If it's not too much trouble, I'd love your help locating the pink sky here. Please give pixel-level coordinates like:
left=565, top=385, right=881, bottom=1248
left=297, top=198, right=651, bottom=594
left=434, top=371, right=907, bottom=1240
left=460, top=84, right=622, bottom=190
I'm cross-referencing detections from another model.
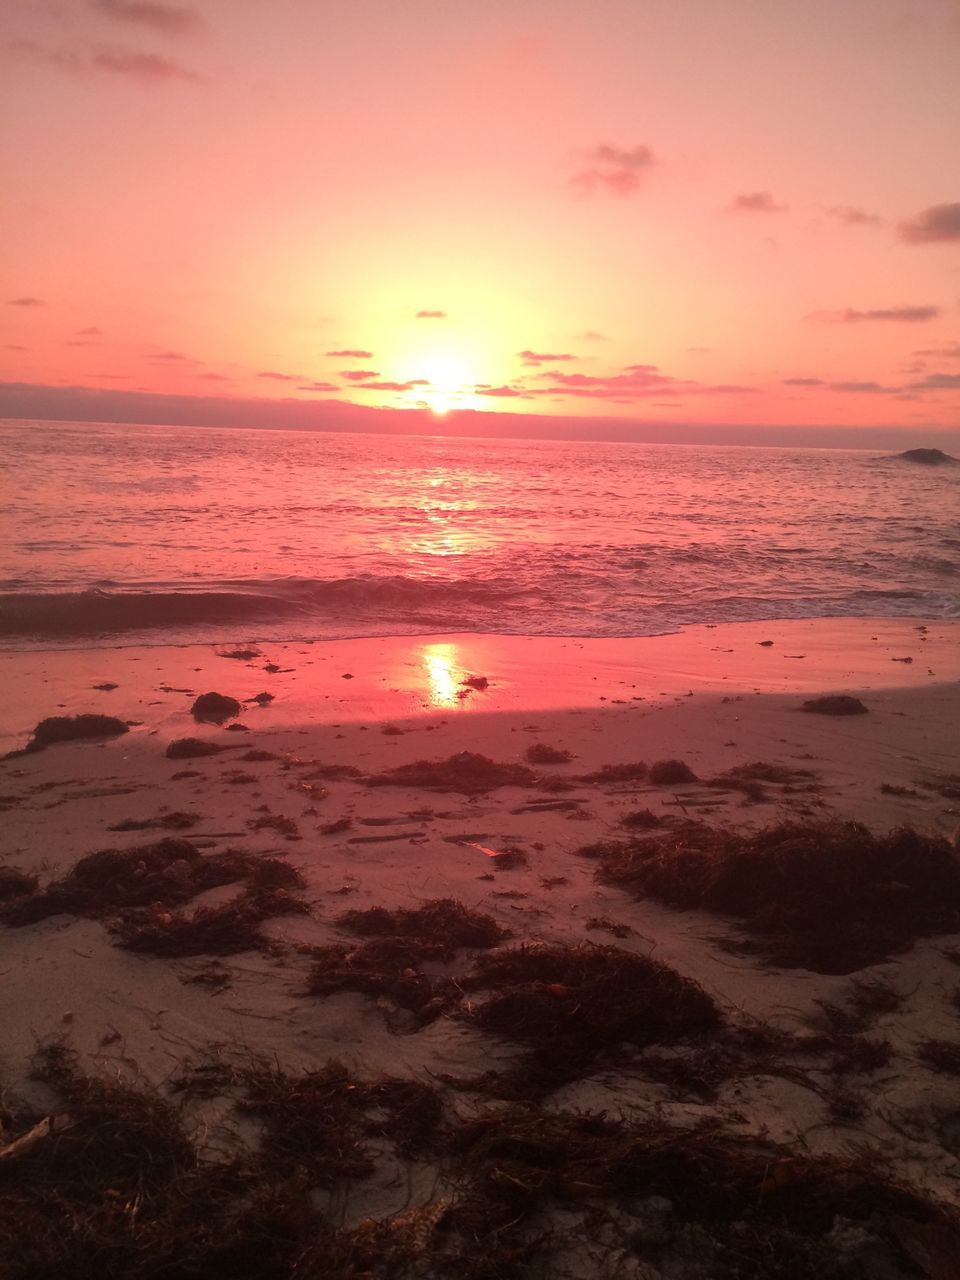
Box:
left=2, top=0, right=959, bottom=438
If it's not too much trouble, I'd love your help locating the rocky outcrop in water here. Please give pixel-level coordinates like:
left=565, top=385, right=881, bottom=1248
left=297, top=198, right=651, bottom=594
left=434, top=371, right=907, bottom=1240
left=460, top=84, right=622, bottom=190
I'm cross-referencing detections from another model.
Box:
left=894, top=448, right=957, bottom=466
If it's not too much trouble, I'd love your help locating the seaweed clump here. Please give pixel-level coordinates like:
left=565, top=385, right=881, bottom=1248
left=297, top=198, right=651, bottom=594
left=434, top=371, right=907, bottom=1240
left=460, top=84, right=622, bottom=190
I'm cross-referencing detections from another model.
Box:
left=444, top=1106, right=960, bottom=1280
left=705, top=761, right=819, bottom=803
left=578, top=761, right=647, bottom=783
left=577, top=820, right=960, bottom=972
left=649, top=759, right=698, bottom=785
left=460, top=943, right=720, bottom=1095
left=308, top=898, right=508, bottom=1021
left=0, top=1046, right=349, bottom=1279
left=524, top=743, right=573, bottom=765
left=3, top=1045, right=959, bottom=1280
left=166, top=737, right=223, bottom=759
left=191, top=692, right=242, bottom=724
left=338, top=898, right=507, bottom=952
left=8, top=714, right=129, bottom=756
left=2, top=838, right=303, bottom=928
left=801, top=695, right=868, bottom=716
left=365, top=751, right=538, bottom=795
left=109, top=887, right=309, bottom=958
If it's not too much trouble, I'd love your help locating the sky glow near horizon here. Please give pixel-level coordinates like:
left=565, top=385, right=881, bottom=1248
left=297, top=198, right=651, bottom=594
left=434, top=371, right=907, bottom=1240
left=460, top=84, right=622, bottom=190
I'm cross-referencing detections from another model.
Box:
left=2, top=0, right=959, bottom=436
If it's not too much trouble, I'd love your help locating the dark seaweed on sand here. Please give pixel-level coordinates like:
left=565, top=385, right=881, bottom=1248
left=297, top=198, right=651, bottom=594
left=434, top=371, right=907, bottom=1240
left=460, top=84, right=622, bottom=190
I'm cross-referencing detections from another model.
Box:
left=444, top=1106, right=960, bottom=1280
left=308, top=936, right=458, bottom=1018
left=365, top=751, right=538, bottom=794
left=577, top=819, right=960, bottom=973
left=578, top=760, right=648, bottom=783
left=6, top=713, right=129, bottom=756
left=0, top=1046, right=342, bottom=1279
left=2, top=838, right=303, bottom=926
left=0, top=867, right=38, bottom=902
left=458, top=943, right=720, bottom=1096
left=801, top=695, right=868, bottom=716
left=191, top=692, right=242, bottom=724
left=309, top=899, right=508, bottom=1018
left=337, top=898, right=508, bottom=951
left=166, top=737, right=223, bottom=759
left=648, top=759, right=698, bottom=785
left=110, top=887, right=309, bottom=957
left=524, top=743, right=573, bottom=765
left=4, top=1045, right=960, bottom=1280
left=34, top=713, right=128, bottom=744
left=705, top=761, right=820, bottom=802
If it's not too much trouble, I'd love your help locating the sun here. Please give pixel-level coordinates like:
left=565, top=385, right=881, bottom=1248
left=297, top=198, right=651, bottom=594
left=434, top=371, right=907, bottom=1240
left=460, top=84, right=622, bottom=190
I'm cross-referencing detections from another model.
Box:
left=399, top=350, right=484, bottom=415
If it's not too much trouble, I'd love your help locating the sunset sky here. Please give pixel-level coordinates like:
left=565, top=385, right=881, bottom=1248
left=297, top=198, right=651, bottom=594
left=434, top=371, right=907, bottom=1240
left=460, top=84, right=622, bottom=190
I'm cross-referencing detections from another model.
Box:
left=2, top=0, right=959, bottom=438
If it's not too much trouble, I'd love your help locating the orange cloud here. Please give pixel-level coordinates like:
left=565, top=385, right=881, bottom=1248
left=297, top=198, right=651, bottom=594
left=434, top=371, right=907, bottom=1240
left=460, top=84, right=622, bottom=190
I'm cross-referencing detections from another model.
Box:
left=92, top=0, right=203, bottom=36
left=728, top=191, right=787, bottom=213
left=91, top=46, right=200, bottom=81
left=814, top=305, right=942, bottom=324
left=898, top=203, right=960, bottom=243
left=826, top=204, right=883, bottom=226
left=518, top=350, right=576, bottom=365
left=571, top=144, right=656, bottom=197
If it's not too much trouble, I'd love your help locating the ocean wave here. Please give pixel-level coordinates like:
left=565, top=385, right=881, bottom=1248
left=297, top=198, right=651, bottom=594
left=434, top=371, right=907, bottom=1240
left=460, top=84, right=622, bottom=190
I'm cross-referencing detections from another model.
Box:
left=0, top=576, right=531, bottom=637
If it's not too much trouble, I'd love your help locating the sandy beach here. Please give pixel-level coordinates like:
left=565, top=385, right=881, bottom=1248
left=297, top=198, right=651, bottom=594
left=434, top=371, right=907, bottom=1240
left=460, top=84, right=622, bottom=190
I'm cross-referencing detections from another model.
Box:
left=2, top=616, right=960, bottom=1273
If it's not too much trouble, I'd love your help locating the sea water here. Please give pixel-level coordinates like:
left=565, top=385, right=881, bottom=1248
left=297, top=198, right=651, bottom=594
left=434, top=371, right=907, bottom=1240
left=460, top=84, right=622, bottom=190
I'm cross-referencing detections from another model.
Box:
left=1, top=419, right=956, bottom=648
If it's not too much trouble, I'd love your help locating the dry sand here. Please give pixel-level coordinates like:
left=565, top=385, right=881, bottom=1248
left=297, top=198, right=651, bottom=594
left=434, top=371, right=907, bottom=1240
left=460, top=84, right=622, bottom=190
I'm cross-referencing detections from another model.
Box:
left=1, top=617, right=959, bottom=1244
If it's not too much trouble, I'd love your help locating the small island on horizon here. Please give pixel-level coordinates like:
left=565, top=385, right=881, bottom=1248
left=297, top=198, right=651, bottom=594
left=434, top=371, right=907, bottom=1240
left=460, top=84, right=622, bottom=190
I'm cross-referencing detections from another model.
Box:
left=894, top=447, right=958, bottom=465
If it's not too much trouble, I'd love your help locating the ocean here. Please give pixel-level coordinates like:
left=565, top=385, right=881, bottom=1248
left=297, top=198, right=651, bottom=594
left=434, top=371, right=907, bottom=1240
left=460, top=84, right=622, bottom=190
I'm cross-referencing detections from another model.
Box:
left=1, top=418, right=957, bottom=649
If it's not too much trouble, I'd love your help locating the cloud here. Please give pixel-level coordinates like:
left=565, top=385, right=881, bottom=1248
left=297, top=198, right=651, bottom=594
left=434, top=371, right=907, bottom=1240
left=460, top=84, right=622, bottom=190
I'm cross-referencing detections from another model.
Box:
left=577, top=330, right=606, bottom=341
left=532, top=365, right=680, bottom=401
left=297, top=381, right=339, bottom=392
left=907, top=372, right=960, bottom=391
left=898, top=203, right=960, bottom=243
left=149, top=350, right=193, bottom=361
left=91, top=0, right=203, bottom=36
left=257, top=370, right=299, bottom=381
left=7, top=296, right=44, bottom=306
left=728, top=191, right=788, bottom=213
left=518, top=350, right=576, bottom=366
left=326, top=348, right=373, bottom=358
left=816, top=305, right=942, bottom=323
left=2, top=38, right=199, bottom=83
left=76, top=326, right=103, bottom=336
left=354, top=380, right=430, bottom=391
left=475, top=385, right=527, bottom=398
left=3, top=37, right=198, bottom=82
left=197, top=372, right=230, bottom=381
left=340, top=370, right=381, bottom=381
left=913, top=342, right=960, bottom=359
left=91, top=47, right=199, bottom=81
left=785, top=377, right=904, bottom=395
left=2, top=40, right=83, bottom=72
left=829, top=380, right=893, bottom=393
left=571, top=144, right=656, bottom=197
left=4, top=344, right=28, bottom=351
left=415, top=310, right=447, bottom=319
left=826, top=205, right=883, bottom=227
left=687, top=345, right=711, bottom=354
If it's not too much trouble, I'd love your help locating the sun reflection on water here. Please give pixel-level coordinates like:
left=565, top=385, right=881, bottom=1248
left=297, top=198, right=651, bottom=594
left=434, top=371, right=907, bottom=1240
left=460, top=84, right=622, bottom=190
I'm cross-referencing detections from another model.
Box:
left=421, top=642, right=462, bottom=707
